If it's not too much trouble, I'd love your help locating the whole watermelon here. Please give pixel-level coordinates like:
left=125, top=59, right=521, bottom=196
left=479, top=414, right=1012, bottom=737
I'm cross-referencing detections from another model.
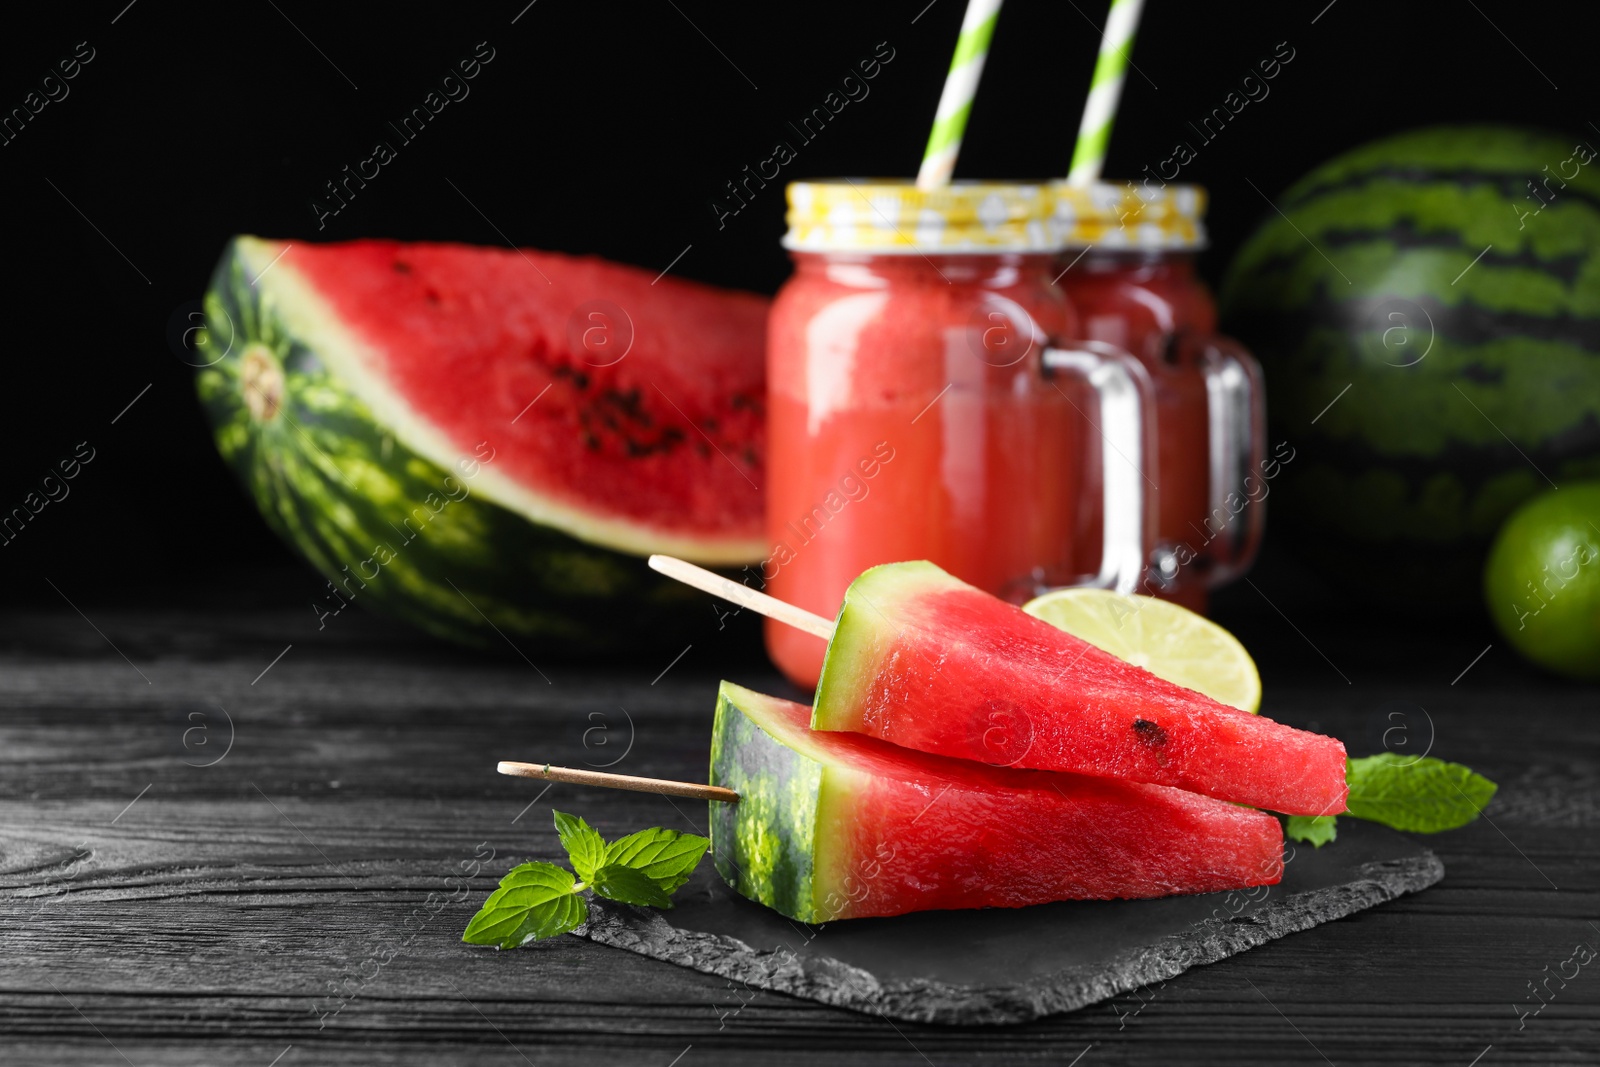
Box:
left=1221, top=126, right=1600, bottom=605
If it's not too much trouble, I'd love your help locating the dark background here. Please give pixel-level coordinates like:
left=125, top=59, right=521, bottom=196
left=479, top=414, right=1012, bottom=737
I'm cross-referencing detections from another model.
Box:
left=1, top=0, right=1592, bottom=611
left=1, top=10, right=1594, bottom=1061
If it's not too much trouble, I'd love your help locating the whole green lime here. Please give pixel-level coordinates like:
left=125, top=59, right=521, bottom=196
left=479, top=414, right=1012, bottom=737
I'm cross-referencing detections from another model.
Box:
left=1484, top=483, right=1600, bottom=679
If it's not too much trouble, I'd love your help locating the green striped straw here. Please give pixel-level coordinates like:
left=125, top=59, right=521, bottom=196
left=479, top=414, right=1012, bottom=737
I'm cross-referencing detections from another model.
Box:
left=1066, top=0, right=1146, bottom=185
left=915, top=0, right=1004, bottom=190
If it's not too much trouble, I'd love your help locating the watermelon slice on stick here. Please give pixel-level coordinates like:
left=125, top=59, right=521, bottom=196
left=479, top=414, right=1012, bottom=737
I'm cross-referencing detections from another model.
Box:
left=707, top=682, right=1284, bottom=923
left=650, top=556, right=1348, bottom=817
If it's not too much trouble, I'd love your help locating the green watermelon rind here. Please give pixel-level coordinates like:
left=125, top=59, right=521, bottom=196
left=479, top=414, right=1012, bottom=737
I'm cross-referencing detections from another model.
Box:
left=1222, top=127, right=1600, bottom=456
left=196, top=242, right=704, bottom=651
left=1218, top=125, right=1600, bottom=594
left=811, top=560, right=938, bottom=733
left=1271, top=125, right=1600, bottom=207
left=709, top=681, right=827, bottom=923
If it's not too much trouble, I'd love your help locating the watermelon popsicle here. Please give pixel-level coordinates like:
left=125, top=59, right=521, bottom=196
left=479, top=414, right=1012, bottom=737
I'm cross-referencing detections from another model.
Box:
left=711, top=681, right=1284, bottom=923
left=812, top=562, right=1348, bottom=816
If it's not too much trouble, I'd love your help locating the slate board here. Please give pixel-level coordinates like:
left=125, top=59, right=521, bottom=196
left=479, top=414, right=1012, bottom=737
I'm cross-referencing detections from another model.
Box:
left=581, top=819, right=1443, bottom=1025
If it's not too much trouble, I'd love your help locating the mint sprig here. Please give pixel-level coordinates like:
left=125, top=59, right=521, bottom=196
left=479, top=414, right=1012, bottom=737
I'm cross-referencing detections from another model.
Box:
left=591, top=863, right=674, bottom=908
left=1285, top=754, right=1498, bottom=847
left=463, top=810, right=709, bottom=948
left=603, top=826, right=712, bottom=894
left=1285, top=814, right=1338, bottom=847
left=461, top=862, right=587, bottom=948
left=1344, top=752, right=1497, bottom=832
left=553, top=810, right=607, bottom=883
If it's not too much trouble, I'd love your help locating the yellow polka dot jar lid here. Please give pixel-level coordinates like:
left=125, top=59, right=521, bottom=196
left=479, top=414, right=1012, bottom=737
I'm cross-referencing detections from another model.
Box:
left=783, top=180, right=1059, bottom=254
left=1052, top=181, right=1208, bottom=251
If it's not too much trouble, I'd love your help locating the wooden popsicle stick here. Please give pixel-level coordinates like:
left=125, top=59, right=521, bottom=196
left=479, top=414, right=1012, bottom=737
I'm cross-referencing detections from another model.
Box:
left=647, top=555, right=836, bottom=641
left=497, top=761, right=740, bottom=803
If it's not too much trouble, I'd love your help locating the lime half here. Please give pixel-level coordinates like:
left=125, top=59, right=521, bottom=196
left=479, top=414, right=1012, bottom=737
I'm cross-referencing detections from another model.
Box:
left=1023, top=588, right=1262, bottom=712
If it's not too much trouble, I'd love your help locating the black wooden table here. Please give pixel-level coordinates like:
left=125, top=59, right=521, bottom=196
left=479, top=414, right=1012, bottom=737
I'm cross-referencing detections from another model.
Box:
left=2, top=580, right=1596, bottom=1066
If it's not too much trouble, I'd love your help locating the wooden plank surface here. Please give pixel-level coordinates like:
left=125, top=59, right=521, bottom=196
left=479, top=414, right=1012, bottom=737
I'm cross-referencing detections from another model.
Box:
left=0, top=602, right=1596, bottom=1066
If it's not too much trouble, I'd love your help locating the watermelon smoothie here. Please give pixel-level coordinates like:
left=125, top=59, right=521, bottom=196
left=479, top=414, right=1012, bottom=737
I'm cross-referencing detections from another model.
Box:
left=1054, top=182, right=1264, bottom=611
left=1066, top=250, right=1212, bottom=607
left=765, top=181, right=1154, bottom=688
left=766, top=251, right=1078, bottom=668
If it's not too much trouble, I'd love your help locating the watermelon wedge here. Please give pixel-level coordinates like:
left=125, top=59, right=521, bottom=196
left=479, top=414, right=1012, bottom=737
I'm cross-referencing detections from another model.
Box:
left=711, top=681, right=1285, bottom=923
left=196, top=237, right=767, bottom=649
left=812, top=562, right=1348, bottom=816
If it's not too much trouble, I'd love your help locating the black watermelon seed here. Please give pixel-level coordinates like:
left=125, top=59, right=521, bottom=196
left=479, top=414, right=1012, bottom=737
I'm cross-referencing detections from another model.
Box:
left=1132, top=718, right=1169, bottom=747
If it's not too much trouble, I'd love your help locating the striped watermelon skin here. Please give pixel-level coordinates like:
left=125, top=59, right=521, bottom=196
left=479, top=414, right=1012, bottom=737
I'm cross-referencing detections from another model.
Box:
left=709, top=683, right=824, bottom=922
left=1220, top=126, right=1600, bottom=602
left=196, top=246, right=705, bottom=651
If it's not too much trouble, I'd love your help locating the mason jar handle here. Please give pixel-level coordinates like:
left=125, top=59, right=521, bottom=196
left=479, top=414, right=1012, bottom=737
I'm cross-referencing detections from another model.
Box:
left=1198, top=333, right=1267, bottom=588
left=1040, top=341, right=1157, bottom=594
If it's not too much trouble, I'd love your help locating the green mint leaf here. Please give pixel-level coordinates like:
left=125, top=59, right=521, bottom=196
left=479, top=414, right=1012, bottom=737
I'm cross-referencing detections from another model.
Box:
left=1285, top=814, right=1338, bottom=847
left=462, top=862, right=587, bottom=948
left=552, top=810, right=607, bottom=884
left=591, top=863, right=674, bottom=908
left=602, top=826, right=711, bottom=895
left=1344, top=753, right=1498, bottom=833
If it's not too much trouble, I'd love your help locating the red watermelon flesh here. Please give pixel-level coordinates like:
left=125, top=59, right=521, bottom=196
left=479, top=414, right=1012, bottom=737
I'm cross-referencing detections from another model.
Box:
left=813, top=562, right=1348, bottom=817
left=237, top=236, right=767, bottom=562
left=711, top=682, right=1285, bottom=923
